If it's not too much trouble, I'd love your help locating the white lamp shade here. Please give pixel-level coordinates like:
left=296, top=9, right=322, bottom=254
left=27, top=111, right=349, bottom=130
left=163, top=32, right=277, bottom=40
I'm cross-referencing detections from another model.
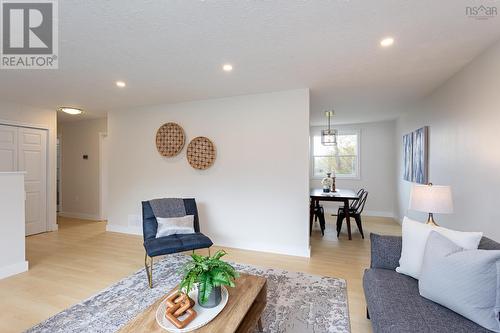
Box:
left=409, top=184, right=453, bottom=214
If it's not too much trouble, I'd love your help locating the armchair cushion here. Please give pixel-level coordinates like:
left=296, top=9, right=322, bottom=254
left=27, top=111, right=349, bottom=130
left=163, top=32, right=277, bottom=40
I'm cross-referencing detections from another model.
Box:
left=144, top=232, right=213, bottom=257
left=142, top=199, right=201, bottom=241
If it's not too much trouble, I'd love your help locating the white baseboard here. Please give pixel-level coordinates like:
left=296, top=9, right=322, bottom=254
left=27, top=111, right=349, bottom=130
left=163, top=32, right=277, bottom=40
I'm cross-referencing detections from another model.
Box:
left=0, top=261, right=28, bottom=280
left=364, top=210, right=396, bottom=219
left=58, top=211, right=102, bottom=221
left=106, top=224, right=142, bottom=235
left=216, top=240, right=311, bottom=258
left=105, top=224, right=310, bottom=258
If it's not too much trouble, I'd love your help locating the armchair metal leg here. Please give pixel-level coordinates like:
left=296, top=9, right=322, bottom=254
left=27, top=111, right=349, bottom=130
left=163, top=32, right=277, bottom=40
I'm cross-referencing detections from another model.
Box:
left=208, top=247, right=211, bottom=256
left=144, top=253, right=153, bottom=288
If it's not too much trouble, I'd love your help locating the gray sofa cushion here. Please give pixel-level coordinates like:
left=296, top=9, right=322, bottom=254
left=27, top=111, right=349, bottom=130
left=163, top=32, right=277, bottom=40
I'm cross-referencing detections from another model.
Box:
left=363, top=268, right=492, bottom=333
left=370, top=233, right=402, bottom=270
left=480, top=237, right=500, bottom=250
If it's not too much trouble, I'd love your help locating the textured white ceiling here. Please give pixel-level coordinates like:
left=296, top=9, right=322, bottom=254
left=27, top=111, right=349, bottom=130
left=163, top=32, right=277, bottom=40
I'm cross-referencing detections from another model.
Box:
left=1, top=0, right=499, bottom=124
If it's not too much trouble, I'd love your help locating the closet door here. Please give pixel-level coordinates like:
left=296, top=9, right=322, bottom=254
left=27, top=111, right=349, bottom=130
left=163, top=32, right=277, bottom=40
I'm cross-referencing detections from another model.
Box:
left=0, top=124, right=18, bottom=172
left=18, top=127, right=47, bottom=235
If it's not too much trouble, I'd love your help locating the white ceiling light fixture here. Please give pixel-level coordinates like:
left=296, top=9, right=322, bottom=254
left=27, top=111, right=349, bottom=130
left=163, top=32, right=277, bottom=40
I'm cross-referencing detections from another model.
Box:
left=380, top=37, right=395, bottom=47
left=116, top=80, right=126, bottom=88
left=222, top=64, right=233, bottom=72
left=58, top=107, right=83, bottom=115
left=321, top=110, right=338, bottom=146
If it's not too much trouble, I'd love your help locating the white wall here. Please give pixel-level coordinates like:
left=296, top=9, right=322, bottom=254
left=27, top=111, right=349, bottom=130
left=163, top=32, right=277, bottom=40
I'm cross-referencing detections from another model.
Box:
left=107, top=89, right=311, bottom=257
left=310, top=120, right=396, bottom=217
left=0, top=102, right=57, bottom=231
left=0, top=173, right=28, bottom=279
left=396, top=40, right=500, bottom=241
left=58, top=118, right=107, bottom=220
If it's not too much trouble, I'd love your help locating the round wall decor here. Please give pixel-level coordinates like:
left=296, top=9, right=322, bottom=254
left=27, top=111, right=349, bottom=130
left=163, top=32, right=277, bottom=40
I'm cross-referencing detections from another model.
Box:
left=156, top=123, right=185, bottom=157
left=187, top=136, right=216, bottom=170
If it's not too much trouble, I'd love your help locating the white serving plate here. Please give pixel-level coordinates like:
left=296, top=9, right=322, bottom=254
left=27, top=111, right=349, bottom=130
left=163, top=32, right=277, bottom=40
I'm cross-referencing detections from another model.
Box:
left=155, top=286, right=229, bottom=332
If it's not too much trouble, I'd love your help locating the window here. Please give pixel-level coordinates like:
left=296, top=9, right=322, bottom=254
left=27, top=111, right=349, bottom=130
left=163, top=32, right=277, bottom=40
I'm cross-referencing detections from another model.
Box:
left=312, top=130, right=360, bottom=179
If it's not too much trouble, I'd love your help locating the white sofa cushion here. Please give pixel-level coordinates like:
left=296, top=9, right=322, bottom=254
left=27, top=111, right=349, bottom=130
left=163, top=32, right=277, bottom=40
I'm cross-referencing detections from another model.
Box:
left=419, top=231, right=500, bottom=332
left=396, top=216, right=482, bottom=279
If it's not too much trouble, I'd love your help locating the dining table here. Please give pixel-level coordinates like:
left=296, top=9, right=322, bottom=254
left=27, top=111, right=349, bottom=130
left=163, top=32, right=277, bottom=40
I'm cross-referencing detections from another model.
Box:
left=310, top=188, right=360, bottom=240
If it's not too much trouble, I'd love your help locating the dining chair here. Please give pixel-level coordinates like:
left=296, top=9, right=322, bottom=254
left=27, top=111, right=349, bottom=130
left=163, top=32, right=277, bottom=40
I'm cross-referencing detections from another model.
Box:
left=334, top=188, right=365, bottom=216
left=313, top=203, right=326, bottom=236
left=336, top=190, right=368, bottom=239
left=350, top=188, right=365, bottom=209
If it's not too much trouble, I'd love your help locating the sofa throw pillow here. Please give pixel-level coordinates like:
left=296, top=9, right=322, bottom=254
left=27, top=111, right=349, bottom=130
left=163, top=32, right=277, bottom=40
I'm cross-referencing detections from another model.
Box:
left=419, top=232, right=500, bottom=332
left=156, top=215, right=195, bottom=238
left=396, top=217, right=482, bottom=279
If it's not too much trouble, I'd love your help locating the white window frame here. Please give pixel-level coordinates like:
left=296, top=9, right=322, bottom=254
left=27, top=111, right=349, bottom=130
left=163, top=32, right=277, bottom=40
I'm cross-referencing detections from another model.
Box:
left=310, top=128, right=361, bottom=180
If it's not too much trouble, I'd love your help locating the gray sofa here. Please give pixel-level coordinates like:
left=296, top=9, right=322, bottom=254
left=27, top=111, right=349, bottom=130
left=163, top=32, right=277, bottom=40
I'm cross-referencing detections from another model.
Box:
left=363, top=233, right=500, bottom=333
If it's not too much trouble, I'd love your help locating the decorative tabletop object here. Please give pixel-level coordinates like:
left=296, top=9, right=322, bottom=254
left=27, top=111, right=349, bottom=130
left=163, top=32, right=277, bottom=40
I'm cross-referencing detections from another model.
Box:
left=321, top=171, right=336, bottom=193
left=155, top=286, right=229, bottom=332
left=180, top=250, right=239, bottom=308
left=164, top=292, right=197, bottom=329
left=331, top=170, right=336, bottom=192
left=186, top=136, right=216, bottom=170
left=156, top=123, right=186, bottom=157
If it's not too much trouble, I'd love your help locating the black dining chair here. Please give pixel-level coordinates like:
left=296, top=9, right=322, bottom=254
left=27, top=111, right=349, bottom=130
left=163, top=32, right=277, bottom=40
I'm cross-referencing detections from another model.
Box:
left=313, top=203, right=326, bottom=236
left=350, top=188, right=365, bottom=209
left=336, top=190, right=368, bottom=239
left=333, top=188, right=365, bottom=215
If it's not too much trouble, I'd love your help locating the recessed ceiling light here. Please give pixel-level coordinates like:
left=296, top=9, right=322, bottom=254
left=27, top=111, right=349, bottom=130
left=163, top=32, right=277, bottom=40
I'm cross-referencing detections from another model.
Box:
left=116, top=80, right=126, bottom=88
left=380, top=37, right=395, bottom=47
left=58, top=107, right=83, bottom=115
left=222, top=64, right=233, bottom=72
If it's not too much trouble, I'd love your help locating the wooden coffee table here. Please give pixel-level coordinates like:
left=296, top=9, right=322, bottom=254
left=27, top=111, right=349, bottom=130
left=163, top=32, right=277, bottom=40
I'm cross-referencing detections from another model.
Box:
left=118, top=273, right=267, bottom=333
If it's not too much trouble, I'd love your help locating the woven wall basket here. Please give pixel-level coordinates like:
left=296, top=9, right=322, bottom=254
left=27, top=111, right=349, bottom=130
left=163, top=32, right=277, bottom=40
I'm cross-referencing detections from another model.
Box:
left=187, top=136, right=216, bottom=170
left=156, top=122, right=186, bottom=157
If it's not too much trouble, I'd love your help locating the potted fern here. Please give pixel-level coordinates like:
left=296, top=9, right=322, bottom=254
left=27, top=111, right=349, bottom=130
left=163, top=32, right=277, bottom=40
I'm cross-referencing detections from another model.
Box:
left=179, top=250, right=239, bottom=308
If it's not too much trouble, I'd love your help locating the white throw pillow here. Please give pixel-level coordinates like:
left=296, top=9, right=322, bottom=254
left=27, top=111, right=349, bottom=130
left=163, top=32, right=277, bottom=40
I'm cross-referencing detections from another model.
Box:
left=419, top=232, right=500, bottom=332
left=396, top=217, right=482, bottom=279
left=155, top=215, right=195, bottom=238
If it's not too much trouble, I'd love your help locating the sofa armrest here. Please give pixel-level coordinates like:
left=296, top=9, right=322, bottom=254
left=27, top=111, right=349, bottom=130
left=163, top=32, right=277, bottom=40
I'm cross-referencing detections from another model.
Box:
left=370, top=233, right=402, bottom=270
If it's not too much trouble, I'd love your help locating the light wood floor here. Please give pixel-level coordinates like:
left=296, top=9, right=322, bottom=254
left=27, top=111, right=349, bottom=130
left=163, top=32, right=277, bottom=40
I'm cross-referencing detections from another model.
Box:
left=0, top=215, right=401, bottom=333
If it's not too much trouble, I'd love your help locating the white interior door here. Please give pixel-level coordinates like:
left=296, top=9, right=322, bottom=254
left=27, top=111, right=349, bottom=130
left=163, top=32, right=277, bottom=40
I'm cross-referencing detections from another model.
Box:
left=0, top=124, right=18, bottom=172
left=18, top=127, right=47, bottom=236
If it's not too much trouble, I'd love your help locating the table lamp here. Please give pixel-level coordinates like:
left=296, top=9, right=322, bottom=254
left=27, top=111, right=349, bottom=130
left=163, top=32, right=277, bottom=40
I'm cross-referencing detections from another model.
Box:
left=409, top=183, right=453, bottom=226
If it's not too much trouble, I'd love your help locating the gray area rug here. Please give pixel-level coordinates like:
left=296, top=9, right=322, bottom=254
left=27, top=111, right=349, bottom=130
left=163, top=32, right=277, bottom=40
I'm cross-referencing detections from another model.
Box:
left=26, top=254, right=350, bottom=333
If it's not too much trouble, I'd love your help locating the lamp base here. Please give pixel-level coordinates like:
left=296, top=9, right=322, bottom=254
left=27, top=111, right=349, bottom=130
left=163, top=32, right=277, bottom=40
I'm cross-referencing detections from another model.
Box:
left=426, top=213, right=438, bottom=227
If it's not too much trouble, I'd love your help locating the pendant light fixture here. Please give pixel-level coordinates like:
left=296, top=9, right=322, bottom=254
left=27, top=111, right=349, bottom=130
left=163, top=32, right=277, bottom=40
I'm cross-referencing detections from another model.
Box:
left=321, top=110, right=338, bottom=146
